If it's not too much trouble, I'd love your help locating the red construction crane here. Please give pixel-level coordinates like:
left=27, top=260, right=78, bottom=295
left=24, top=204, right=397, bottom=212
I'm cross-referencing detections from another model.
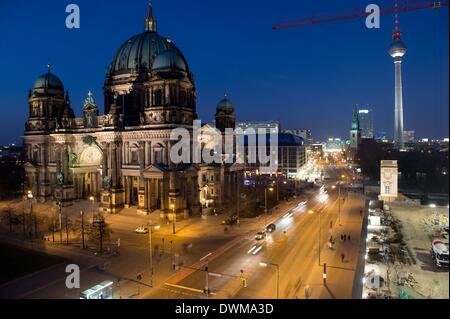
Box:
left=272, top=0, right=448, bottom=30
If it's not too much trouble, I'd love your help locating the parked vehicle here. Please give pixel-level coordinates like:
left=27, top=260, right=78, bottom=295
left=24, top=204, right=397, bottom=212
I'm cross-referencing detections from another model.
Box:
left=221, top=215, right=238, bottom=225
left=135, top=226, right=149, bottom=234
left=431, top=238, right=449, bottom=268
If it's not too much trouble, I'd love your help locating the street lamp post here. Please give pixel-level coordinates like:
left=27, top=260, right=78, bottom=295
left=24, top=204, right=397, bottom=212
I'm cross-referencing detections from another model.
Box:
left=89, top=196, right=95, bottom=220
left=259, top=261, right=280, bottom=299
left=236, top=173, right=240, bottom=226
left=339, top=175, right=346, bottom=225
left=27, top=191, right=34, bottom=241
left=80, top=210, right=85, bottom=249
left=264, top=187, right=274, bottom=226
left=51, top=210, right=55, bottom=243
left=338, top=183, right=341, bottom=225
left=58, top=201, right=62, bottom=244
left=148, top=224, right=160, bottom=287
left=170, top=204, right=176, bottom=234
left=276, top=175, right=279, bottom=202
left=318, top=210, right=322, bottom=266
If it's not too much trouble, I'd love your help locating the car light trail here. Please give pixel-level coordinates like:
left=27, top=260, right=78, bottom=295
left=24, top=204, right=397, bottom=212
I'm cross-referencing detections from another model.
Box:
left=253, top=246, right=263, bottom=255
left=200, top=252, right=212, bottom=261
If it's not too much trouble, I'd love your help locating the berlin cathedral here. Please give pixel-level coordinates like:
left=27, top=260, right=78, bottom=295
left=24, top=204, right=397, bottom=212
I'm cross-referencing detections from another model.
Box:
left=24, top=3, right=243, bottom=219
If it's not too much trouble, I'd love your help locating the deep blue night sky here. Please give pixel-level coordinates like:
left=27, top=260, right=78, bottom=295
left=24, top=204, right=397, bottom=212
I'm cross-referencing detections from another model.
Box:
left=0, top=0, right=448, bottom=145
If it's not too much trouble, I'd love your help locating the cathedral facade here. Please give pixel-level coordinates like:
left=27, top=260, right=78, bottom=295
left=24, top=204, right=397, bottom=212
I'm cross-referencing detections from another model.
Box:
left=23, top=4, right=243, bottom=219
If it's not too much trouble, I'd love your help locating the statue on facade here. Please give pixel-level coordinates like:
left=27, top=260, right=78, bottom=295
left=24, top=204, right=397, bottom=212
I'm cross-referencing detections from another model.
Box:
left=56, top=172, right=64, bottom=185
left=103, top=176, right=111, bottom=189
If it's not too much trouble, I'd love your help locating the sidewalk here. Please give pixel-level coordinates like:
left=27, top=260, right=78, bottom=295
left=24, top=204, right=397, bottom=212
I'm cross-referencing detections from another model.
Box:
left=300, top=191, right=366, bottom=299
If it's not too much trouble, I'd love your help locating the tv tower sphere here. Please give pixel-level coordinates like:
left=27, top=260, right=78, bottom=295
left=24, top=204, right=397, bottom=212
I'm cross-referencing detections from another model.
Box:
left=389, top=38, right=407, bottom=59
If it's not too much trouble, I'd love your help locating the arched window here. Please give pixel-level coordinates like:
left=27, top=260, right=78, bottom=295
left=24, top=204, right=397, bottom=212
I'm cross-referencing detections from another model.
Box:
left=32, top=145, right=40, bottom=162
left=130, top=144, right=139, bottom=165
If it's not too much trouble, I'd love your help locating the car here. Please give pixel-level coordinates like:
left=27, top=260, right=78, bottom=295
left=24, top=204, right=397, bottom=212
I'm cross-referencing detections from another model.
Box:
left=135, top=226, right=149, bottom=234
left=255, top=231, right=266, bottom=240
left=221, top=215, right=238, bottom=225
left=265, top=223, right=276, bottom=233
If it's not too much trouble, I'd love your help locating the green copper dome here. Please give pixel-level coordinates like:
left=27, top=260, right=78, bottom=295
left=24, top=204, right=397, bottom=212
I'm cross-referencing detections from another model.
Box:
left=109, top=31, right=188, bottom=75
left=217, top=96, right=234, bottom=112
left=152, top=47, right=187, bottom=72
left=34, top=72, right=64, bottom=90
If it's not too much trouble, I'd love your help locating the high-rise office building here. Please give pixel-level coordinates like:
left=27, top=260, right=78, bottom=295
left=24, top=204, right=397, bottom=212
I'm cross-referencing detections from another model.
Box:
left=282, top=129, right=313, bottom=145
left=357, top=109, right=374, bottom=139
left=403, top=130, right=415, bottom=143
left=236, top=121, right=279, bottom=134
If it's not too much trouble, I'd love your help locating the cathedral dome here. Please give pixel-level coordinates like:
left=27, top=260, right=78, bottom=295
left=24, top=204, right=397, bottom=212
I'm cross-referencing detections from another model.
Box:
left=109, top=31, right=186, bottom=74
left=216, top=96, right=234, bottom=113
left=34, top=71, right=64, bottom=90
left=152, top=47, right=187, bottom=72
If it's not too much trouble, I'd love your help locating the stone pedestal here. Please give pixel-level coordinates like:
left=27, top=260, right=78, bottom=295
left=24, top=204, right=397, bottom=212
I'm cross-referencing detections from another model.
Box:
left=54, top=184, right=74, bottom=207
left=100, top=188, right=124, bottom=214
left=137, top=188, right=148, bottom=215
left=39, top=182, right=52, bottom=202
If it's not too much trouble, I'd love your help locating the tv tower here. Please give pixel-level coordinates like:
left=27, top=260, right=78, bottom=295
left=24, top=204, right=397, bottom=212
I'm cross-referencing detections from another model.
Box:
left=388, top=5, right=407, bottom=148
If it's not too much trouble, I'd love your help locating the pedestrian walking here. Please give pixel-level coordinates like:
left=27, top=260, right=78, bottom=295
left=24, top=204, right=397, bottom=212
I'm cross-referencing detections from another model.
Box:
left=341, top=253, right=345, bottom=263
left=343, top=234, right=347, bottom=242
left=348, top=234, right=351, bottom=241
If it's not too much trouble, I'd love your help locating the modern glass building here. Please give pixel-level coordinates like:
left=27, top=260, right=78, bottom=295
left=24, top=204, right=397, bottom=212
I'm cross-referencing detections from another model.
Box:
left=358, top=109, right=374, bottom=139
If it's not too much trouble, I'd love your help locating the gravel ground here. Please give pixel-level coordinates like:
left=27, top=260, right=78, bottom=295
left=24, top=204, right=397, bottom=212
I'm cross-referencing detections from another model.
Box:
left=389, top=202, right=449, bottom=299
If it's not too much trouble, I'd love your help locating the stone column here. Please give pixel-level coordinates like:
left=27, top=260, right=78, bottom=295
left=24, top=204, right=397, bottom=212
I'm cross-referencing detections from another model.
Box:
left=101, top=142, right=109, bottom=187
left=111, top=142, right=117, bottom=188
left=137, top=141, right=147, bottom=214
left=145, top=141, right=150, bottom=166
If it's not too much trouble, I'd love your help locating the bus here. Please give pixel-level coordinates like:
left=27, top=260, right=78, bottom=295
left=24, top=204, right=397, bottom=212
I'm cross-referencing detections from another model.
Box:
left=80, top=281, right=114, bottom=299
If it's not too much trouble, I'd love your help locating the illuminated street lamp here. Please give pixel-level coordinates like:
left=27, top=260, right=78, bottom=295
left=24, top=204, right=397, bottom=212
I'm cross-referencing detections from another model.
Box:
left=27, top=191, right=35, bottom=240
left=170, top=204, right=176, bottom=234
left=80, top=210, right=85, bottom=249
left=264, top=187, right=274, bottom=226
left=318, top=209, right=324, bottom=266
left=148, top=223, right=160, bottom=287
left=259, top=261, right=280, bottom=299
left=89, top=196, right=95, bottom=221
left=58, top=201, right=62, bottom=244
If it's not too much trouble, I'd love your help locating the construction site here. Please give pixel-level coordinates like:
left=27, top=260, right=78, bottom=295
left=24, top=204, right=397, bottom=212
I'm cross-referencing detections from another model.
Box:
left=362, top=198, right=449, bottom=299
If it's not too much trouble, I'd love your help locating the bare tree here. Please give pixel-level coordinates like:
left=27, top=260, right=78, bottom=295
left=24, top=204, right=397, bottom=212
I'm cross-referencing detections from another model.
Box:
left=85, top=217, right=112, bottom=253
left=0, top=206, right=17, bottom=232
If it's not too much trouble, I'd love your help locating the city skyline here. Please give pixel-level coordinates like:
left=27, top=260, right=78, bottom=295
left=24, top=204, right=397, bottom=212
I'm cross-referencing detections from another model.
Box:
left=0, top=0, right=448, bottom=145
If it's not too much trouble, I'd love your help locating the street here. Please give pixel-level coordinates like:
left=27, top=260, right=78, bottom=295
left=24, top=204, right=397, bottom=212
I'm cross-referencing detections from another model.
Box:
left=0, top=164, right=366, bottom=299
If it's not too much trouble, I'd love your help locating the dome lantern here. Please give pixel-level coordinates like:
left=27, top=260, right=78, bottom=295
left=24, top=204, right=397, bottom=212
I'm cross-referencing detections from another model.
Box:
left=144, top=0, right=157, bottom=32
